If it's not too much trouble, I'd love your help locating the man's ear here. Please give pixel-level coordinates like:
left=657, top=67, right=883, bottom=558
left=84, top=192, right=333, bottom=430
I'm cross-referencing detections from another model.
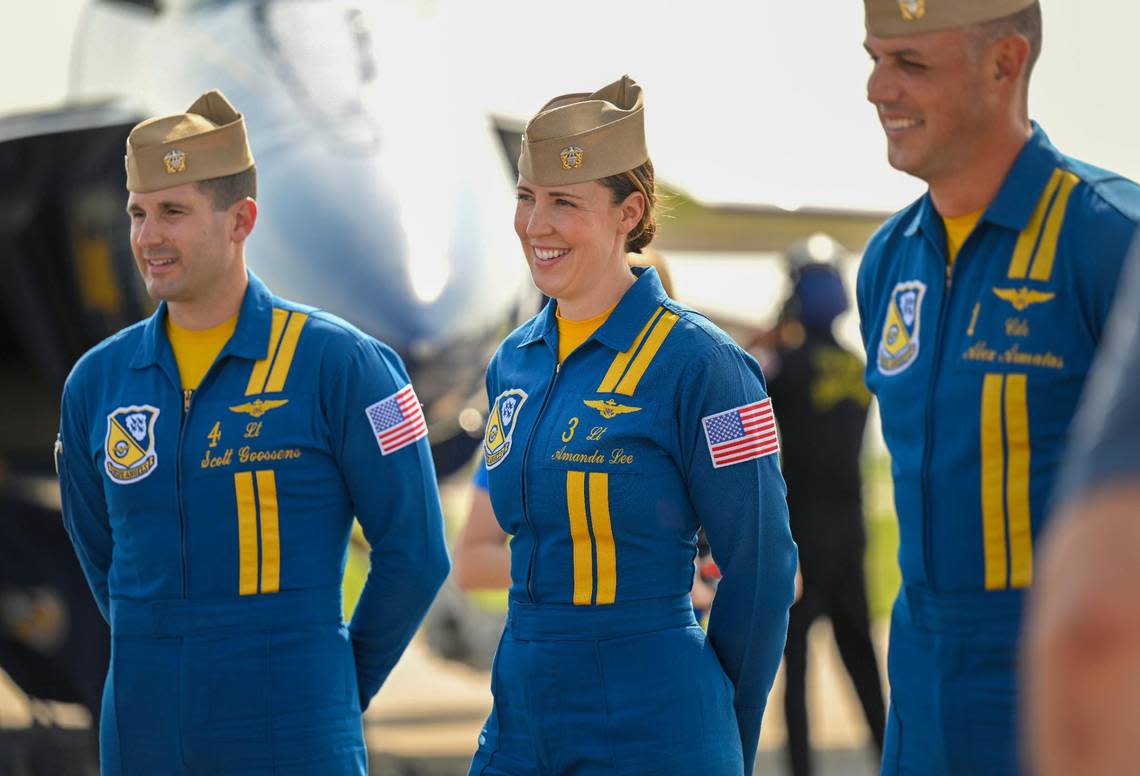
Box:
left=992, top=32, right=1030, bottom=85
left=231, top=197, right=257, bottom=243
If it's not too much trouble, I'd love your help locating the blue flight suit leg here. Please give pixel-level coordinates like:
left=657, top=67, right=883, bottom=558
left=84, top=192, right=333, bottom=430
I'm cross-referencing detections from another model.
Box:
left=881, top=588, right=1021, bottom=776
left=470, top=598, right=744, bottom=776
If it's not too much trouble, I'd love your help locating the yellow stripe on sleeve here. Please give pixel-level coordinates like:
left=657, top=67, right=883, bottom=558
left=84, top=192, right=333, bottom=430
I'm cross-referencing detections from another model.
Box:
left=614, top=311, right=680, bottom=396
left=1004, top=375, right=1033, bottom=588
left=234, top=472, right=260, bottom=596
left=256, top=470, right=280, bottom=594
left=246, top=308, right=290, bottom=395
left=981, top=374, right=1008, bottom=591
left=1028, top=171, right=1079, bottom=282
left=596, top=308, right=662, bottom=393
left=1007, top=168, right=1063, bottom=280
left=588, top=473, right=616, bottom=605
left=264, top=312, right=309, bottom=393
left=566, top=472, right=594, bottom=605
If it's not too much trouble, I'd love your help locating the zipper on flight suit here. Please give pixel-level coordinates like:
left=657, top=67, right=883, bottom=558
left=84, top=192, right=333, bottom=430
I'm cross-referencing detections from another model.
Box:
left=518, top=359, right=561, bottom=602
left=919, top=226, right=975, bottom=585
left=174, top=356, right=227, bottom=599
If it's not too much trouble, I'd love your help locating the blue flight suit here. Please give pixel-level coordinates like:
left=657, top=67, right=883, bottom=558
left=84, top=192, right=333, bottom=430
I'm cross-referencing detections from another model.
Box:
left=857, top=125, right=1140, bottom=775
left=1055, top=235, right=1140, bottom=503
left=56, top=271, right=450, bottom=775
left=469, top=267, right=797, bottom=775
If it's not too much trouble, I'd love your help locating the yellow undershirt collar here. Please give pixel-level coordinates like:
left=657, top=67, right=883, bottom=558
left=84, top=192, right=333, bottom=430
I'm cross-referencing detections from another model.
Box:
left=556, top=303, right=617, bottom=364
left=942, top=208, right=984, bottom=271
left=165, top=314, right=238, bottom=392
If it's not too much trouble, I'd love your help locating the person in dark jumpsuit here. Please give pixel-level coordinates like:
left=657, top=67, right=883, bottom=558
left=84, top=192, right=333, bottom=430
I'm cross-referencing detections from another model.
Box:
left=762, top=241, right=886, bottom=776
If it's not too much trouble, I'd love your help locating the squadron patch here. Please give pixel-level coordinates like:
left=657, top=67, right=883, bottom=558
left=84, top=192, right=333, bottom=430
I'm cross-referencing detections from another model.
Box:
left=104, top=405, right=161, bottom=484
left=877, top=280, right=927, bottom=376
left=484, top=389, right=528, bottom=470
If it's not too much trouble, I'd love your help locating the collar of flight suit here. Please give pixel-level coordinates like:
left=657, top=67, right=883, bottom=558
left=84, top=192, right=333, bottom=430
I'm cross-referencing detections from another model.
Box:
left=517, top=265, right=669, bottom=353
left=902, top=122, right=1063, bottom=241
left=130, top=269, right=281, bottom=369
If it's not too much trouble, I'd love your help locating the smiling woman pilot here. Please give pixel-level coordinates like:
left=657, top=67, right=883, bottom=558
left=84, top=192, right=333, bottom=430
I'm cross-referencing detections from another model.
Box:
left=468, top=75, right=797, bottom=776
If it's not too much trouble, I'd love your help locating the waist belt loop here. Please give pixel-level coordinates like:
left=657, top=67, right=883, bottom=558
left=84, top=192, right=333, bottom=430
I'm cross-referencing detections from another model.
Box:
left=110, top=586, right=343, bottom=638
left=901, top=584, right=1024, bottom=634
left=507, top=595, right=696, bottom=641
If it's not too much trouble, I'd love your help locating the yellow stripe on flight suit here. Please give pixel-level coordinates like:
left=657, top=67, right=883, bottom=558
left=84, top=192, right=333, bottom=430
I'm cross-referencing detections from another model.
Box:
left=980, top=374, right=1034, bottom=590
left=564, top=471, right=617, bottom=605
left=1028, top=171, right=1079, bottom=282
left=596, top=308, right=661, bottom=393
left=614, top=311, right=680, bottom=396
left=1004, top=376, right=1033, bottom=587
left=566, top=472, right=594, bottom=605
left=980, top=375, right=1008, bottom=591
left=265, top=313, right=309, bottom=392
left=246, top=309, right=289, bottom=395
left=257, top=470, right=281, bottom=594
left=233, top=470, right=281, bottom=595
left=234, top=472, right=260, bottom=595
left=588, top=473, right=616, bottom=604
left=1007, top=167, right=1079, bottom=283
left=246, top=309, right=309, bottom=395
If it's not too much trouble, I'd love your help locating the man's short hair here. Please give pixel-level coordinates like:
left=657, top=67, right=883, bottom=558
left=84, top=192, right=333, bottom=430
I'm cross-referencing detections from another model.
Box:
left=196, top=166, right=257, bottom=211
left=970, top=4, right=1043, bottom=80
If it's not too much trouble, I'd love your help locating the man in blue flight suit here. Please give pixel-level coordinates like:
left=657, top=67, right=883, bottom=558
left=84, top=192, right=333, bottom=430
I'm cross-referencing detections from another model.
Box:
left=859, top=1, right=1140, bottom=773
left=55, top=90, right=450, bottom=775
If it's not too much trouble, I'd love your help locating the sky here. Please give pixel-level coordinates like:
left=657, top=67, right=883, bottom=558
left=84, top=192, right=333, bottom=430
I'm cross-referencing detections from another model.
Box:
left=2, top=0, right=1138, bottom=214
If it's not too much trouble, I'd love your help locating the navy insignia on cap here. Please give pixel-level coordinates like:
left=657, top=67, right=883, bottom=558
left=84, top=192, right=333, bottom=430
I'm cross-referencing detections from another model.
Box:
left=560, top=146, right=584, bottom=170
left=163, top=149, right=187, bottom=174
left=104, top=405, right=161, bottom=484
left=898, top=0, right=925, bottom=20
left=877, top=280, right=926, bottom=375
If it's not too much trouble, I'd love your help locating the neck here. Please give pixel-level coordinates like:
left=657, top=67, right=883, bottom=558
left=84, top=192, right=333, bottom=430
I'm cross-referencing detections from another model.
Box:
left=556, top=253, right=637, bottom=320
left=929, top=118, right=1033, bottom=217
left=167, top=261, right=248, bottom=330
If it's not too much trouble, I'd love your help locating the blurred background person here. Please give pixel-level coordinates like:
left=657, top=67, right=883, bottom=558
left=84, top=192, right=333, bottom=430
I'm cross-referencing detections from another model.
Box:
left=761, top=236, right=885, bottom=776
left=1025, top=240, right=1140, bottom=776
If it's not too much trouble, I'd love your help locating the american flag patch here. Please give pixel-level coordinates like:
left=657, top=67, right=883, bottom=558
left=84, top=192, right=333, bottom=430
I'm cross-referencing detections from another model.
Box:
left=702, top=398, right=779, bottom=469
left=365, top=384, right=428, bottom=455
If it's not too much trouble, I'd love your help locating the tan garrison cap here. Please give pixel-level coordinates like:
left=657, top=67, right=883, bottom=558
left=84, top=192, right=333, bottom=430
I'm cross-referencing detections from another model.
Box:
left=518, top=75, right=648, bottom=186
left=125, top=90, right=254, bottom=193
left=866, top=0, right=1037, bottom=37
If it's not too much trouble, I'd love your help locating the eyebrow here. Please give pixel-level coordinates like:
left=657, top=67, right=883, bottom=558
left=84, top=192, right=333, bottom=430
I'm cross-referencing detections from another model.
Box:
left=125, top=200, right=190, bottom=214
left=545, top=191, right=583, bottom=200
left=865, top=43, right=924, bottom=59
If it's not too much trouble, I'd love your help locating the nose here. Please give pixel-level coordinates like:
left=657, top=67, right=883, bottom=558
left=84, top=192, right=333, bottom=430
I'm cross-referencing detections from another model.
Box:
left=866, top=61, right=898, bottom=107
left=134, top=215, right=163, bottom=248
left=525, top=201, right=553, bottom=239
